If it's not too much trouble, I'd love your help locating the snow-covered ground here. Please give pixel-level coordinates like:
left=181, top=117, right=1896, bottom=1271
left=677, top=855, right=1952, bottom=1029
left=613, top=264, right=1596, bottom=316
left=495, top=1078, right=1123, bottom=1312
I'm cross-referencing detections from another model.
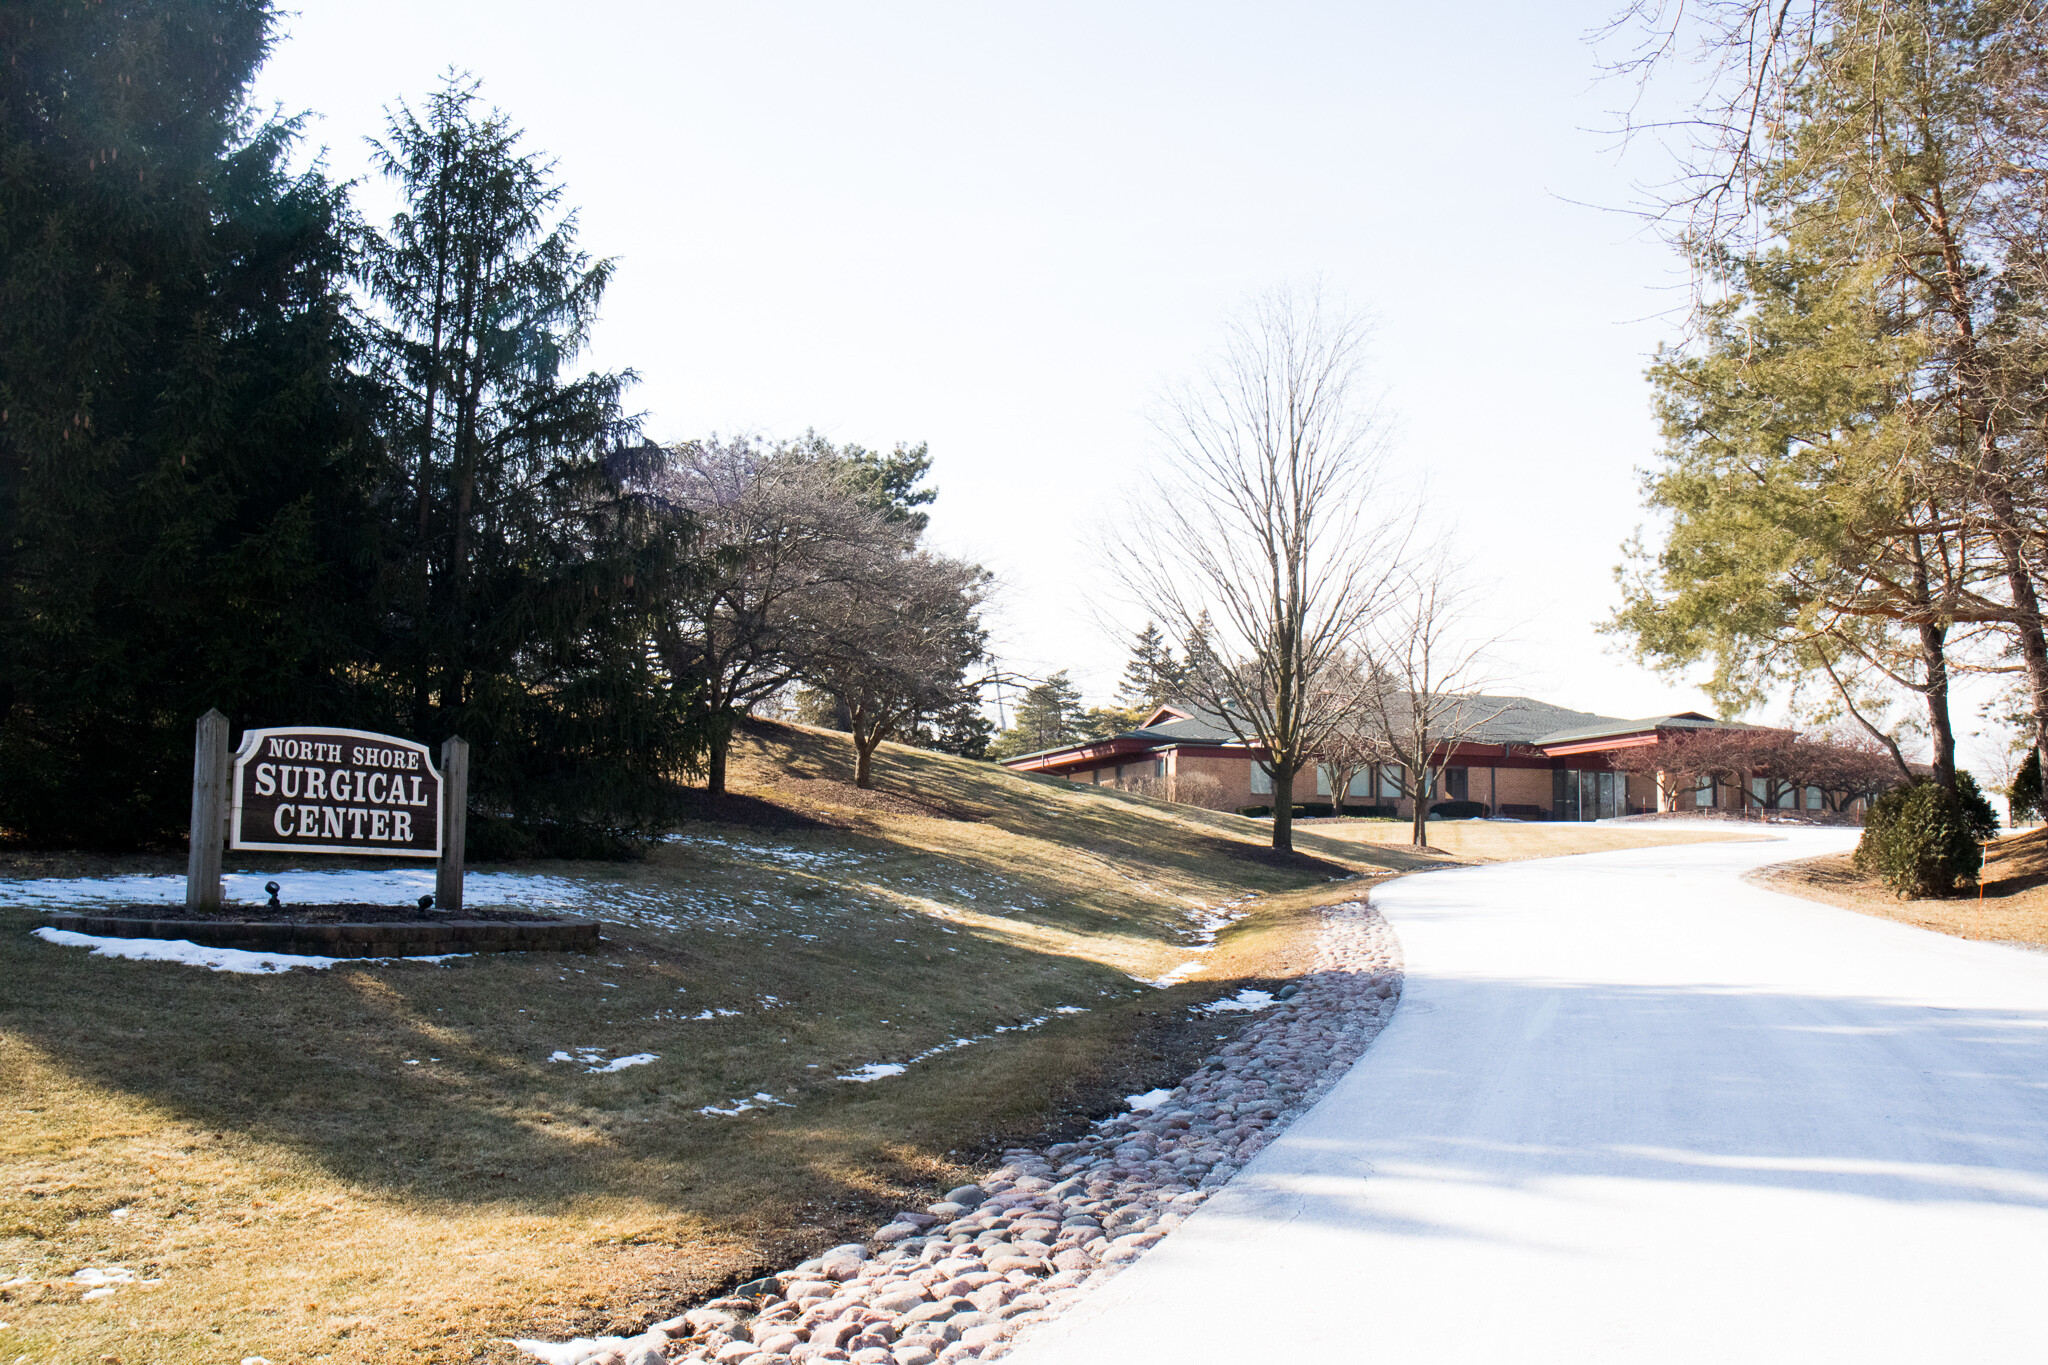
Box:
left=0, top=868, right=585, bottom=910
left=1009, top=828, right=2048, bottom=1365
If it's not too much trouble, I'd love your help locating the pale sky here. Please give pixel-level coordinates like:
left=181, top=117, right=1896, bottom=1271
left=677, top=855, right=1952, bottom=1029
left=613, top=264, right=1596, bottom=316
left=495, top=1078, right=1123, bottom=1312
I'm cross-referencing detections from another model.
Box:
left=247, top=1, right=2013, bottom=771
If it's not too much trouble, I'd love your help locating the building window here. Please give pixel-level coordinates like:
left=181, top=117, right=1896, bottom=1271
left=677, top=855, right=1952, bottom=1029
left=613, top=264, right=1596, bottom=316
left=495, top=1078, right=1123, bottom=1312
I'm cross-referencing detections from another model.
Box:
left=1695, top=775, right=1714, bottom=808
left=1378, top=764, right=1403, bottom=799
left=1806, top=785, right=1823, bottom=810
left=1250, top=762, right=1272, bottom=795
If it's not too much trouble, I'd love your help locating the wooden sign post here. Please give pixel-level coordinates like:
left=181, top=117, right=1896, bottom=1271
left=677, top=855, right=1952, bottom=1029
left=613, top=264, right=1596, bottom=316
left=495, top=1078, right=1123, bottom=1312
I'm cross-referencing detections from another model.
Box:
left=436, top=736, right=469, bottom=914
left=185, top=709, right=231, bottom=911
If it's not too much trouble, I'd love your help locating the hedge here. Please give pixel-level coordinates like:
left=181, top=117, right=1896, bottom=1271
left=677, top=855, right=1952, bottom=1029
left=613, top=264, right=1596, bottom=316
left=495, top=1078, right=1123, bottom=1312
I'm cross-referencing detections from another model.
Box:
left=1430, top=800, right=1490, bottom=819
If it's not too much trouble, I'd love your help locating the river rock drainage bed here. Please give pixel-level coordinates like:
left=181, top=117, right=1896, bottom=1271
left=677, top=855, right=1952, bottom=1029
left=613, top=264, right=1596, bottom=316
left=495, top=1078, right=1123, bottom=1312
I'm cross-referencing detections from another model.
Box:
left=532, top=897, right=1401, bottom=1365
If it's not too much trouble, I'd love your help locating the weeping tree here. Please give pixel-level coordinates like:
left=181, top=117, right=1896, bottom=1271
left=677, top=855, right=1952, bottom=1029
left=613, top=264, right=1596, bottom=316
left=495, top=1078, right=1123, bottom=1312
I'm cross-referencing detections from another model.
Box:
left=645, top=435, right=920, bottom=795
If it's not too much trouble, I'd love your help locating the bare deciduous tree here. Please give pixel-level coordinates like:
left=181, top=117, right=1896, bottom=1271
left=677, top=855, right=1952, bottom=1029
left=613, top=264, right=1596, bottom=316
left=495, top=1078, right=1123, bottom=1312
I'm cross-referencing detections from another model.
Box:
left=649, top=436, right=904, bottom=794
left=1354, top=564, right=1512, bottom=848
left=1109, top=287, right=1408, bottom=853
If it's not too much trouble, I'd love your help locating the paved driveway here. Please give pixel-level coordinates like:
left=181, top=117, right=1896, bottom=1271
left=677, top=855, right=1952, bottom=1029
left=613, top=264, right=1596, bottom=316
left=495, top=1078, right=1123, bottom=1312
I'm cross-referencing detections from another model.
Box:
left=1008, top=829, right=2048, bottom=1364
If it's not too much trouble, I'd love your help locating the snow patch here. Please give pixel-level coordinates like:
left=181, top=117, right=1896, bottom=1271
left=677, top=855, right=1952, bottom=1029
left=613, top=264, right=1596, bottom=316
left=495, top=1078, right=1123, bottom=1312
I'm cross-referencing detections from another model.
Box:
left=588, top=1052, right=658, bottom=1074
left=830, top=1006, right=1092, bottom=1085
left=1196, top=988, right=1277, bottom=1015
left=1125, top=1088, right=1174, bottom=1111
left=32, top=927, right=469, bottom=974
left=549, top=1046, right=657, bottom=1073
left=698, top=1091, right=793, bottom=1117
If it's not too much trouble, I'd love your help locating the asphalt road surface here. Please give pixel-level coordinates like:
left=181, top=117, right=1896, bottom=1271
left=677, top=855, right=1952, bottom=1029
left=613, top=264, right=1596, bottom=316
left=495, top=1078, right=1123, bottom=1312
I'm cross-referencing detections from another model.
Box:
left=1007, top=827, right=2048, bottom=1364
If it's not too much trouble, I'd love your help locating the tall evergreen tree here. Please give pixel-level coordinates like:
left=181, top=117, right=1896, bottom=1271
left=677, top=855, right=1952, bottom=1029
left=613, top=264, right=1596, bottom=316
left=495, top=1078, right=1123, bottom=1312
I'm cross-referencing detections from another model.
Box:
left=361, top=79, right=704, bottom=853
left=1612, top=0, right=2048, bottom=790
left=1117, top=622, right=1183, bottom=712
left=0, top=0, right=379, bottom=845
left=990, top=670, right=1086, bottom=758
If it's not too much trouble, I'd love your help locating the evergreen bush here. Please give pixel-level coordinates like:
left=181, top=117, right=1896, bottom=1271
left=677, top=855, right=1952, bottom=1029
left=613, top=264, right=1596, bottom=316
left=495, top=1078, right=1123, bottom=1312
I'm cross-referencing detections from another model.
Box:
left=2009, top=749, right=2042, bottom=824
left=1431, top=800, right=1490, bottom=819
left=1955, top=770, right=2001, bottom=843
left=1853, top=780, right=1986, bottom=898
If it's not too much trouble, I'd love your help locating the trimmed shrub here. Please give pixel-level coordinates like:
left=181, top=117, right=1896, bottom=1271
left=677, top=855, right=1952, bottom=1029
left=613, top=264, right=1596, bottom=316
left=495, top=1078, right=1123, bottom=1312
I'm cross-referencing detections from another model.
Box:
left=1854, top=780, right=1985, bottom=897
left=1430, top=800, right=1490, bottom=819
left=1237, top=805, right=1272, bottom=817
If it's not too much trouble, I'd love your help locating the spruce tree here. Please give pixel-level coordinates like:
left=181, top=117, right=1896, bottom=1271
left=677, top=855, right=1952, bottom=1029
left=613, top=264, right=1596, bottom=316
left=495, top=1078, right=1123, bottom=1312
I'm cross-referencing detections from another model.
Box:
left=0, top=0, right=379, bottom=845
left=361, top=80, right=704, bottom=854
left=1117, top=622, right=1183, bottom=711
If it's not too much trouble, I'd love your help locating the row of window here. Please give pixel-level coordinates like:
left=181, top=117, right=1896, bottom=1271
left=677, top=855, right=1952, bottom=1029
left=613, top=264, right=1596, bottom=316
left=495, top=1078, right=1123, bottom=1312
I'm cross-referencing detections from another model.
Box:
left=1250, top=763, right=1449, bottom=799
left=1696, top=778, right=1826, bottom=811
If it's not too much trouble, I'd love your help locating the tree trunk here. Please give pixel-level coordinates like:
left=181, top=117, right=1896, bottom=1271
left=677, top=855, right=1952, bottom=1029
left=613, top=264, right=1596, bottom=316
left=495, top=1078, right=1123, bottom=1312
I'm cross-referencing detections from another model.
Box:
left=706, top=728, right=729, bottom=796
left=1270, top=768, right=1294, bottom=852
left=1410, top=766, right=1429, bottom=849
left=854, top=737, right=875, bottom=790
left=1921, top=619, right=1957, bottom=790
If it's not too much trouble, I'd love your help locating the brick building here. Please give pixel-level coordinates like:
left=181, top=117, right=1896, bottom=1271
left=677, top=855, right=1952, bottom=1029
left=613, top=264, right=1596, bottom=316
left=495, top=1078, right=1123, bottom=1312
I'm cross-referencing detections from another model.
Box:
left=999, top=697, right=1788, bottom=821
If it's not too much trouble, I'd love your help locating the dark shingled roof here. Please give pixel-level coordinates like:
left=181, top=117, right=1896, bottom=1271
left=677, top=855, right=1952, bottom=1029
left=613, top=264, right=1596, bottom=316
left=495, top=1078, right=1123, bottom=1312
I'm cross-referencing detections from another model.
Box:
left=1000, top=697, right=1742, bottom=766
left=1533, top=711, right=1736, bottom=746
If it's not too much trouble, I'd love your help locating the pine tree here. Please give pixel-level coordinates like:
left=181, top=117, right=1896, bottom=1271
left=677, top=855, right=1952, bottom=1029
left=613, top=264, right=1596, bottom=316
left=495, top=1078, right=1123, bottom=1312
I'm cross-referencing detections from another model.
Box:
left=991, top=671, right=1085, bottom=757
left=1117, top=622, right=1183, bottom=712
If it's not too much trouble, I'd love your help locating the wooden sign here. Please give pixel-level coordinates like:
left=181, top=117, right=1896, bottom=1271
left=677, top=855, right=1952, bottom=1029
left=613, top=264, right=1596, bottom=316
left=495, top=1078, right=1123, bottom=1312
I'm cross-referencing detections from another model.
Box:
left=229, top=726, right=443, bottom=858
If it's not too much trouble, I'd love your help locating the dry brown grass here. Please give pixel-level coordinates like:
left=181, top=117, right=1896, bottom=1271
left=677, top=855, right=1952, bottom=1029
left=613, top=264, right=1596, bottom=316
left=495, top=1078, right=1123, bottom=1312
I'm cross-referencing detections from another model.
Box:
left=3, top=724, right=1424, bottom=1365
left=1750, top=824, right=2048, bottom=949
left=2, top=729, right=1719, bottom=1364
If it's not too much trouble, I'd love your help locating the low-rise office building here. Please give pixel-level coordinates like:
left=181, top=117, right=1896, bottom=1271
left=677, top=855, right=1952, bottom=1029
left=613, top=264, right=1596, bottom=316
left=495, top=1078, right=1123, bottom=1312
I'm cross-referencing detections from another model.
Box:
left=998, top=697, right=1813, bottom=821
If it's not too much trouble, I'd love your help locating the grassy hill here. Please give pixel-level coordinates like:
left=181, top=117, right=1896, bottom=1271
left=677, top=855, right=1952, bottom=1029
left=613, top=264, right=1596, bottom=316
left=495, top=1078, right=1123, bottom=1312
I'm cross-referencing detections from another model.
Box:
left=1, top=722, right=1408, bottom=1364
left=0, top=721, right=1744, bottom=1363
